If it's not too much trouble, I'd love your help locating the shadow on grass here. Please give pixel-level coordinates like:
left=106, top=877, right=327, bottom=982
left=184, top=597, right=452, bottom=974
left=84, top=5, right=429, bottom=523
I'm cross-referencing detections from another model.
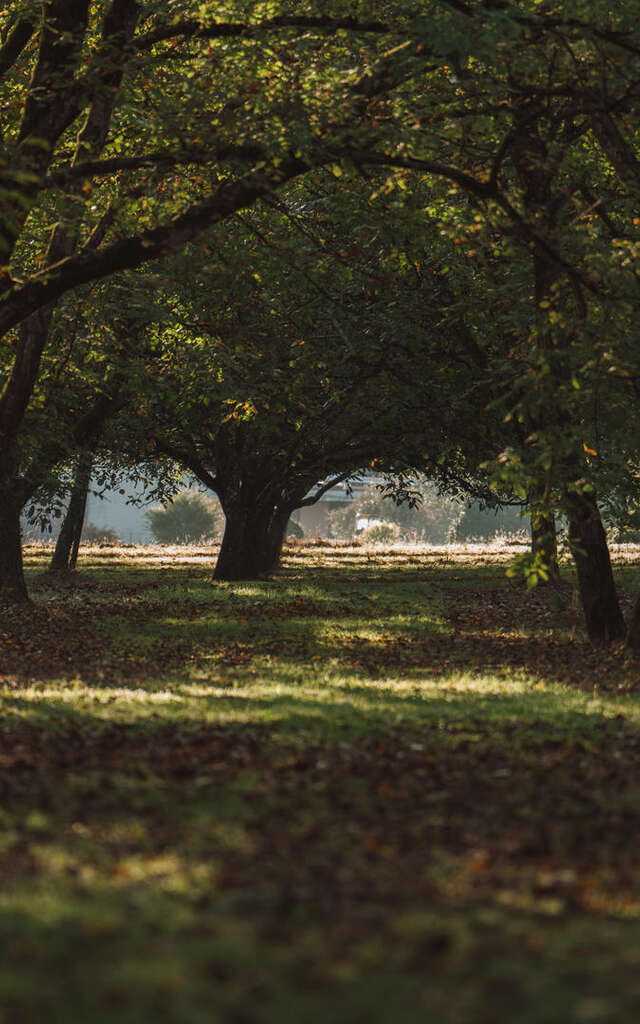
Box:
left=2, top=693, right=640, bottom=1023
left=6, top=550, right=640, bottom=1022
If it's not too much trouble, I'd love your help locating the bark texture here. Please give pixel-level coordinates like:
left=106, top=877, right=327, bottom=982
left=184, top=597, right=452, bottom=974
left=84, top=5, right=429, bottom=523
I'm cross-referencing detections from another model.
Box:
left=625, top=595, right=640, bottom=656
left=567, top=491, right=626, bottom=644
left=49, top=454, right=92, bottom=574
left=214, top=502, right=291, bottom=581
left=0, top=495, right=28, bottom=603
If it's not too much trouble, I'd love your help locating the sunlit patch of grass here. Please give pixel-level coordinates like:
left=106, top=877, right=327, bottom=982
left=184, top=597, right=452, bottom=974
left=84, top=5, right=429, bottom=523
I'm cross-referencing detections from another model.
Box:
left=5, top=665, right=640, bottom=745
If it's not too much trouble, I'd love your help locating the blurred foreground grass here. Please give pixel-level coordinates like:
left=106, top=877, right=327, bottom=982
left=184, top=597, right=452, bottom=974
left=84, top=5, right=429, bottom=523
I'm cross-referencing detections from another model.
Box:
left=1, top=541, right=640, bottom=1023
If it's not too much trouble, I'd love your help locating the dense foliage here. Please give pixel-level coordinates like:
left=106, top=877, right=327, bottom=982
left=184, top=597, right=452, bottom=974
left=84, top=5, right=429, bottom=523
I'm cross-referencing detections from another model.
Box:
left=1, top=1, right=640, bottom=641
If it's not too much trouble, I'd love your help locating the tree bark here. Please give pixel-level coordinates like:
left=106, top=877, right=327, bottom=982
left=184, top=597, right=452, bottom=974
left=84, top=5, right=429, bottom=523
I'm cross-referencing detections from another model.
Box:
left=0, top=495, right=29, bottom=603
left=566, top=490, right=626, bottom=645
left=49, top=453, right=92, bottom=574
left=625, top=595, right=640, bottom=656
left=214, top=502, right=291, bottom=581
left=265, top=507, right=293, bottom=572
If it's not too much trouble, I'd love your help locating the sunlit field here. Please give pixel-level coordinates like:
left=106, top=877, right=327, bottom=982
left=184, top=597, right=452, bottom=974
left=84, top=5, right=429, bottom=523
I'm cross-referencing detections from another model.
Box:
left=2, top=540, right=640, bottom=1023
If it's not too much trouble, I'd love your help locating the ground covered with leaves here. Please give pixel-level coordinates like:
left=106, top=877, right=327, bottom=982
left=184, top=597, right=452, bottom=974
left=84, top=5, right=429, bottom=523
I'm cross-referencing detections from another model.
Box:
left=2, top=541, right=640, bottom=1023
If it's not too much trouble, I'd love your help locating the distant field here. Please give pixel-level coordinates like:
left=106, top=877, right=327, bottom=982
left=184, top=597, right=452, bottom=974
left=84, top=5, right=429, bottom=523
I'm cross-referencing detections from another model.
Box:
left=2, top=541, right=640, bottom=1023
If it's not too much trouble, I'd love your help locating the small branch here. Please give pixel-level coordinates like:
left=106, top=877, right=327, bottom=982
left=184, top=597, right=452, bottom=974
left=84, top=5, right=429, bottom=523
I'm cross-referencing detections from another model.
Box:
left=44, top=144, right=265, bottom=189
left=578, top=185, right=623, bottom=238
left=159, top=442, right=219, bottom=494
left=298, top=472, right=354, bottom=507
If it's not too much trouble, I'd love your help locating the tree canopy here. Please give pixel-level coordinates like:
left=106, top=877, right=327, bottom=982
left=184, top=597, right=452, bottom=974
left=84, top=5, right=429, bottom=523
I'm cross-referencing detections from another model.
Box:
left=2, top=1, right=640, bottom=643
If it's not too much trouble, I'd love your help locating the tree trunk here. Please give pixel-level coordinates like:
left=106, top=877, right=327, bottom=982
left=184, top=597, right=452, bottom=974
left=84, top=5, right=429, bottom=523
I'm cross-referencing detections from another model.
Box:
left=509, top=113, right=625, bottom=643
left=566, top=490, right=626, bottom=645
left=49, top=453, right=92, bottom=574
left=530, top=500, right=559, bottom=580
left=0, top=495, right=29, bottom=603
left=625, top=595, right=640, bottom=656
left=214, top=502, right=290, bottom=581
left=265, top=508, right=292, bottom=572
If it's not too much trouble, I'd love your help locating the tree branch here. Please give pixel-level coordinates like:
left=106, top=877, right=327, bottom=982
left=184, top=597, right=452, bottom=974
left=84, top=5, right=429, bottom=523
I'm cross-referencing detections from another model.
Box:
left=135, top=16, right=393, bottom=50
left=18, top=0, right=91, bottom=148
left=298, top=471, right=355, bottom=507
left=0, top=17, right=34, bottom=80
left=0, top=156, right=311, bottom=337
left=340, top=146, right=599, bottom=293
left=44, top=144, right=265, bottom=189
left=158, top=442, right=219, bottom=494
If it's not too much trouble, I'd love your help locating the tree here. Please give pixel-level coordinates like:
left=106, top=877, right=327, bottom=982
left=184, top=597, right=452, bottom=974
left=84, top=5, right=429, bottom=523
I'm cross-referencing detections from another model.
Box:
left=0, top=276, right=160, bottom=598
left=0, top=1, right=403, bottom=599
left=48, top=451, right=93, bottom=574
left=127, top=175, right=485, bottom=580
left=4, top=0, right=640, bottom=640
left=362, top=1, right=640, bottom=642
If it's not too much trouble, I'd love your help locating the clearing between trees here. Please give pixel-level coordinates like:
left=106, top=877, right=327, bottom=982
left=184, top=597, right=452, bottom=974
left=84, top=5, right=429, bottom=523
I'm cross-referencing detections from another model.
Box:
left=2, top=541, right=640, bottom=1023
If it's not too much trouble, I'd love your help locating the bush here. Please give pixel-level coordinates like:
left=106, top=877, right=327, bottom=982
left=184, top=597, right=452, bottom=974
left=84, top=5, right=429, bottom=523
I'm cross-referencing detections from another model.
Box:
left=82, top=522, right=120, bottom=544
left=359, top=522, right=400, bottom=545
left=146, top=491, right=223, bottom=545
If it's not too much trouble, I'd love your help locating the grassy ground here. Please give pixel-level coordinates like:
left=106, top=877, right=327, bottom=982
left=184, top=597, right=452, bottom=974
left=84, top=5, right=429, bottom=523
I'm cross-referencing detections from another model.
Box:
left=2, top=540, right=640, bottom=1023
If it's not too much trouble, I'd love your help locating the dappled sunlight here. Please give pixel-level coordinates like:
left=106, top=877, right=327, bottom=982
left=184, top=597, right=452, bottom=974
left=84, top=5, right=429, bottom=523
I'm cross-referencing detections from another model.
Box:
left=5, top=684, right=186, bottom=704
left=5, top=542, right=640, bottom=1022
left=5, top=665, right=640, bottom=741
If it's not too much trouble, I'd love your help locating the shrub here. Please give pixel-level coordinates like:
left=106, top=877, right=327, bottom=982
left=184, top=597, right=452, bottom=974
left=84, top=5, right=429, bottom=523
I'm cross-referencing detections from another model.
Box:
left=359, top=522, right=400, bottom=545
left=82, top=522, right=120, bottom=544
left=146, top=491, right=222, bottom=544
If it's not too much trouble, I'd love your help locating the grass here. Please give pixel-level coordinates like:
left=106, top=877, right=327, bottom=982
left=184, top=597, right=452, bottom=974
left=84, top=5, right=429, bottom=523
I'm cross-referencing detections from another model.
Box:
left=2, top=540, right=640, bottom=1022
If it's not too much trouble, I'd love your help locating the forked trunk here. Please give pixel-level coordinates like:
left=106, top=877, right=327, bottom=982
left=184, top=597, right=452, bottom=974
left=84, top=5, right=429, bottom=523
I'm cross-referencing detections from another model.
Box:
left=49, top=453, right=92, bottom=574
left=214, top=501, right=291, bottom=581
left=566, top=490, right=625, bottom=645
left=0, top=496, right=29, bottom=604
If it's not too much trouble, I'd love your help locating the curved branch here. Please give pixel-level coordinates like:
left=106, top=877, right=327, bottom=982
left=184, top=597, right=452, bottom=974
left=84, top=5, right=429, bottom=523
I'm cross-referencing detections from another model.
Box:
left=341, top=146, right=599, bottom=294
left=158, top=442, right=218, bottom=494
left=0, top=155, right=311, bottom=336
left=44, top=144, right=265, bottom=189
left=298, top=471, right=354, bottom=508
left=135, top=16, right=393, bottom=50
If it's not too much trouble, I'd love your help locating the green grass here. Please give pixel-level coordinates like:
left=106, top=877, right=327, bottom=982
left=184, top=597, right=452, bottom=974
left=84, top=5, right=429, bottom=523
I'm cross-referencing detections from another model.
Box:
left=2, top=541, right=640, bottom=1022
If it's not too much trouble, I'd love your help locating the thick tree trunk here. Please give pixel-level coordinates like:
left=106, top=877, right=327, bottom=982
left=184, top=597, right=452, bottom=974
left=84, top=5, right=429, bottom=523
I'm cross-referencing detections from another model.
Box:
left=566, top=490, right=626, bottom=645
left=530, top=500, right=559, bottom=580
left=0, top=495, right=29, bottom=603
left=214, top=502, right=290, bottom=581
left=49, top=453, right=92, bottom=574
